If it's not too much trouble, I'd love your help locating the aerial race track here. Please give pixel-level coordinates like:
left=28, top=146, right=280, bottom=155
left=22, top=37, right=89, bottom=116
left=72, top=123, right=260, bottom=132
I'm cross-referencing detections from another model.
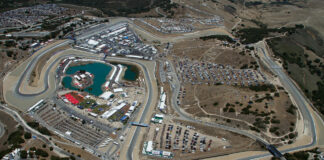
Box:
left=2, top=20, right=324, bottom=160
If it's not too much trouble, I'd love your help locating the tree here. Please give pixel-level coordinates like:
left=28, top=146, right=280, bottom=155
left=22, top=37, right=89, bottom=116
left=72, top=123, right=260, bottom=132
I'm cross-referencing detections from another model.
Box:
left=6, top=51, right=14, bottom=57
left=5, top=41, right=16, bottom=47
left=24, top=132, right=31, bottom=139
left=229, top=108, right=235, bottom=112
left=20, top=150, right=27, bottom=159
left=28, top=151, right=34, bottom=158
left=30, top=147, right=36, bottom=151
left=35, top=149, right=48, bottom=157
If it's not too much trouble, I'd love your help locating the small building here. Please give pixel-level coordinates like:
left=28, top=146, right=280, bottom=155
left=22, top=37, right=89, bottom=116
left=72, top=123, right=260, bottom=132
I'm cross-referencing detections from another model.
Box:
left=74, top=75, right=81, bottom=81
left=88, top=39, right=99, bottom=46
left=113, top=88, right=123, bottom=93
left=89, top=112, right=98, bottom=118
left=162, top=151, right=172, bottom=158
left=154, top=114, right=164, bottom=119
left=120, top=115, right=129, bottom=122
left=99, top=92, right=113, bottom=100
left=151, top=114, right=164, bottom=124
left=80, top=74, right=86, bottom=79
left=146, top=141, right=153, bottom=153
left=65, top=131, right=72, bottom=136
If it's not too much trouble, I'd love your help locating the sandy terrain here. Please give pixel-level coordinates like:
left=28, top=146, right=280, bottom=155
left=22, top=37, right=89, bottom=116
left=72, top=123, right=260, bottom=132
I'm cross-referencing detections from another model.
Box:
left=171, top=39, right=254, bottom=69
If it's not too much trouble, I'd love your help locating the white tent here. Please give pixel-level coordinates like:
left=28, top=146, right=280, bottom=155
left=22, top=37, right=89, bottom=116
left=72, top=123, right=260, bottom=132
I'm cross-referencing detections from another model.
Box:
left=99, top=92, right=113, bottom=100
left=88, top=39, right=99, bottom=45
left=146, top=141, right=153, bottom=152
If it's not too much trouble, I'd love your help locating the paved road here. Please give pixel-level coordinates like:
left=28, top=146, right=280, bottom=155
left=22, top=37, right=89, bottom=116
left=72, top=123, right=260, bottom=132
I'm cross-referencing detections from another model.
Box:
left=16, top=40, right=72, bottom=96
left=0, top=104, right=80, bottom=159
left=1, top=34, right=157, bottom=159
left=239, top=43, right=318, bottom=160
left=167, top=59, right=270, bottom=144
left=3, top=20, right=322, bottom=160
left=0, top=121, right=4, bottom=138
left=110, top=59, right=154, bottom=160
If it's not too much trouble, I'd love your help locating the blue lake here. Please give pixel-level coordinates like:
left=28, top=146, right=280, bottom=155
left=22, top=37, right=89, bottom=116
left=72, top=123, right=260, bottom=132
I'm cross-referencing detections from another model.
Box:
left=62, top=62, right=139, bottom=96
left=62, top=63, right=112, bottom=96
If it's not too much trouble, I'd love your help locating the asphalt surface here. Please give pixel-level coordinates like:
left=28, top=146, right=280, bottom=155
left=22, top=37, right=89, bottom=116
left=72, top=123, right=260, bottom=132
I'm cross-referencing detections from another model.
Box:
left=3, top=37, right=155, bottom=159
left=0, top=121, right=4, bottom=138
left=3, top=20, right=322, bottom=160
left=116, top=59, right=154, bottom=160
left=239, top=46, right=317, bottom=160
left=0, top=104, right=80, bottom=159
left=16, top=40, right=72, bottom=97
left=167, top=59, right=270, bottom=144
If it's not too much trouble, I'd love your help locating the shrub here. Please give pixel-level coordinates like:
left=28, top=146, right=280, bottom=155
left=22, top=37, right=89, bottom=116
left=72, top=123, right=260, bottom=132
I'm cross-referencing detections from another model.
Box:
left=35, top=149, right=48, bottom=157
left=20, top=150, right=27, bottom=159
left=27, top=122, right=39, bottom=128
left=274, top=92, right=280, bottom=97
left=289, top=133, right=296, bottom=139
left=229, top=108, right=235, bottom=112
left=24, top=132, right=31, bottom=139
left=38, top=127, right=51, bottom=136
left=271, top=119, right=280, bottom=124
left=286, top=104, right=297, bottom=115
left=7, top=130, right=25, bottom=145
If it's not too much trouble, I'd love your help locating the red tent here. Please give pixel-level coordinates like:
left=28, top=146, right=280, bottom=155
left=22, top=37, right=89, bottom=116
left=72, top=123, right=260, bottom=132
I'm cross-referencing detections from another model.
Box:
left=64, top=93, right=79, bottom=105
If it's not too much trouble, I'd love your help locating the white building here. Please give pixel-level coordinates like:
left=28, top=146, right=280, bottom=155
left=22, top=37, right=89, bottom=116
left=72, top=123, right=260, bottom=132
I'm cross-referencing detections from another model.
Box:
left=101, top=103, right=126, bottom=119
left=88, top=39, right=99, bottom=45
left=99, top=92, right=113, bottom=100
left=113, top=88, right=123, bottom=93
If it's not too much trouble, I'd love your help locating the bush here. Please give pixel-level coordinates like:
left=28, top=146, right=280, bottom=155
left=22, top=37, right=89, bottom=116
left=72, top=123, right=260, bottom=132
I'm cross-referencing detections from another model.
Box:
left=35, top=149, right=48, bottom=157
left=286, top=104, right=297, bottom=115
left=249, top=84, right=276, bottom=92
left=8, top=130, right=25, bottom=145
left=6, top=51, right=14, bottom=57
left=274, top=92, right=280, bottom=97
left=38, top=127, right=51, bottom=136
left=271, top=119, right=280, bottom=124
left=288, top=133, right=296, bottom=139
left=270, top=127, right=279, bottom=133
left=229, top=108, right=235, bottom=112
left=50, top=155, right=70, bottom=160
left=20, top=150, right=28, bottom=159
left=27, top=122, right=39, bottom=128
left=24, top=132, right=31, bottom=139
left=200, top=35, right=235, bottom=43
left=30, top=147, right=36, bottom=151
left=293, top=151, right=309, bottom=159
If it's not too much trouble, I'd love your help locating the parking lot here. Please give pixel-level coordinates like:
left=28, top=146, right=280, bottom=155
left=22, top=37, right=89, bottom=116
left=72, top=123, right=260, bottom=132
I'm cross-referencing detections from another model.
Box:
left=0, top=4, right=79, bottom=28
left=33, top=103, right=109, bottom=147
left=145, top=121, right=230, bottom=158
left=135, top=16, right=223, bottom=33
left=175, top=58, right=267, bottom=86
left=75, top=22, right=157, bottom=59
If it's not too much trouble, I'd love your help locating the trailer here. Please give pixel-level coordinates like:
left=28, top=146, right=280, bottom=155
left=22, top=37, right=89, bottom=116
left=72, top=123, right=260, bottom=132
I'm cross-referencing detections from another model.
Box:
left=131, top=122, right=149, bottom=127
left=28, top=99, right=44, bottom=112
